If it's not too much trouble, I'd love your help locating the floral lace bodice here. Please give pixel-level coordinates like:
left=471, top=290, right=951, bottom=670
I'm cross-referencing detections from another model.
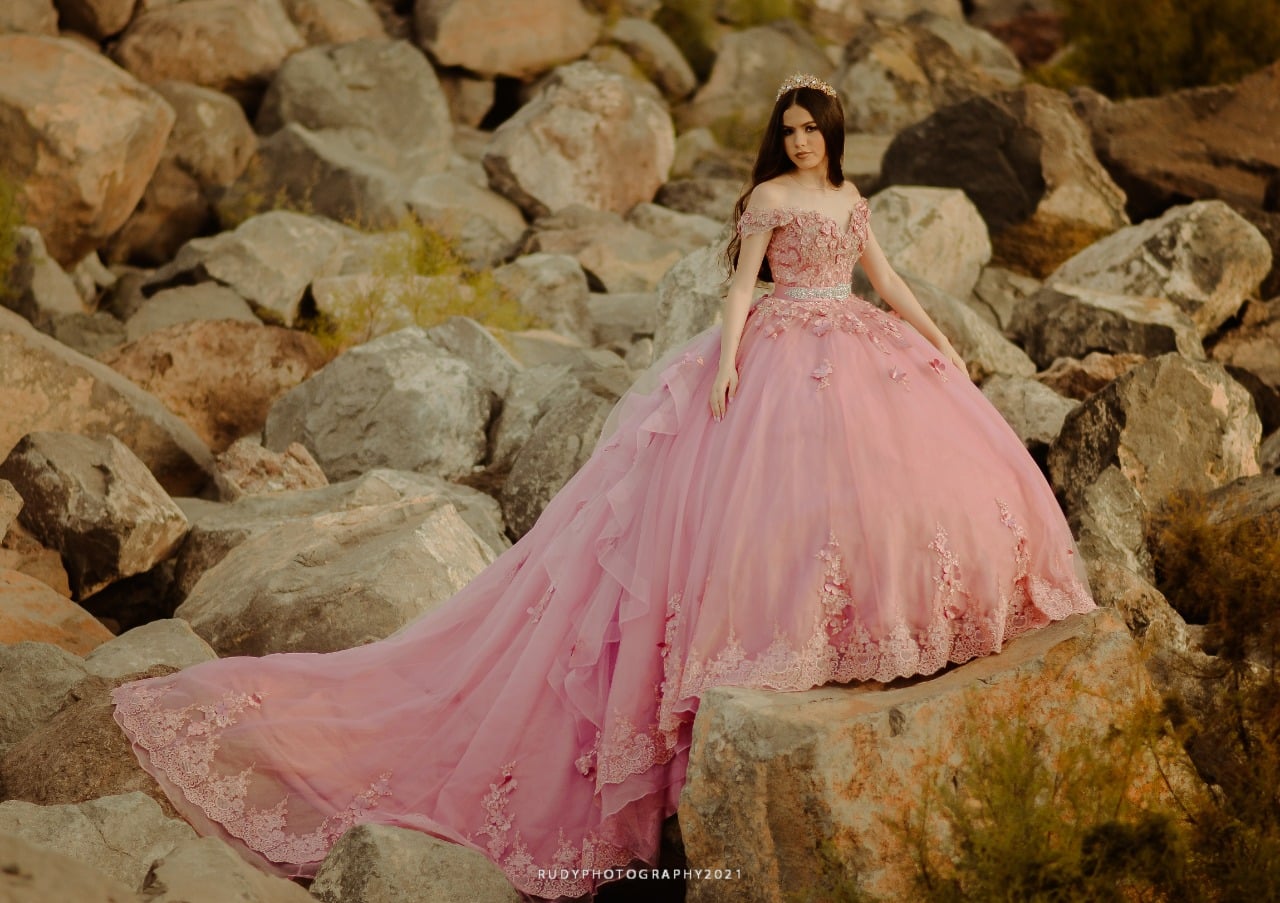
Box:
left=736, top=198, right=871, bottom=289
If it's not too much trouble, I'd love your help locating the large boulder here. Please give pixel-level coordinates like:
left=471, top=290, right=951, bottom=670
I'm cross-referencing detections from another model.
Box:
left=0, top=793, right=195, bottom=890
left=967, top=264, right=1040, bottom=331
left=144, top=211, right=348, bottom=326
left=255, top=39, right=452, bottom=185
left=101, top=320, right=329, bottom=453
left=605, top=17, right=697, bottom=102
left=1011, top=284, right=1206, bottom=369
left=652, top=243, right=730, bottom=357
left=311, top=824, right=521, bottom=903
left=56, top=0, right=135, bottom=39
left=113, top=0, right=306, bottom=101
left=679, top=610, right=1181, bottom=901
left=414, top=0, right=600, bottom=79
left=868, top=186, right=992, bottom=298
left=143, top=836, right=316, bottom=903
left=0, top=642, right=88, bottom=753
left=1034, top=351, right=1147, bottom=401
left=0, top=35, right=174, bottom=265
left=172, top=468, right=506, bottom=598
left=484, top=62, right=675, bottom=219
left=108, top=81, right=258, bottom=265
left=879, top=84, right=1129, bottom=270
left=406, top=169, right=527, bottom=269
left=1072, top=63, right=1280, bottom=220
left=0, top=432, right=189, bottom=600
left=280, top=0, right=386, bottom=45
left=264, top=327, right=491, bottom=482
left=0, top=832, right=137, bottom=903
left=981, top=374, right=1078, bottom=459
left=1048, top=354, right=1262, bottom=576
left=175, top=499, right=495, bottom=655
left=0, top=570, right=113, bottom=653
left=423, top=316, right=522, bottom=400
left=1046, top=200, right=1272, bottom=337
left=3, top=226, right=85, bottom=330
left=833, top=12, right=1022, bottom=135
left=1210, top=298, right=1280, bottom=434
left=83, top=619, right=217, bottom=682
left=501, top=386, right=613, bottom=538
left=491, top=254, right=594, bottom=344
left=0, top=480, right=20, bottom=537
left=122, top=283, right=259, bottom=342
left=677, top=21, right=833, bottom=150
left=521, top=206, right=684, bottom=295
left=0, top=1, right=57, bottom=35
left=212, top=438, right=329, bottom=502
left=0, top=665, right=179, bottom=813
left=0, top=308, right=215, bottom=497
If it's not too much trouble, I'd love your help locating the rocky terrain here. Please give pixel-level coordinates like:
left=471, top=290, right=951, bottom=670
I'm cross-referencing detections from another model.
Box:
left=1, top=0, right=1278, bottom=900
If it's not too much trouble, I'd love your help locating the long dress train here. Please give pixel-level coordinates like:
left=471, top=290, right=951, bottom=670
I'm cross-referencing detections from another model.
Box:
left=112, top=198, right=1095, bottom=898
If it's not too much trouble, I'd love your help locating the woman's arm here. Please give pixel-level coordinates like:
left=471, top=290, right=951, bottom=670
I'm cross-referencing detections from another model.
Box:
left=709, top=215, right=772, bottom=420
left=859, top=225, right=968, bottom=374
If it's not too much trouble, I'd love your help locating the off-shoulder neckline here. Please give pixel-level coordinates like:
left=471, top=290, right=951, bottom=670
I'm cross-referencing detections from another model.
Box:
left=746, top=196, right=869, bottom=233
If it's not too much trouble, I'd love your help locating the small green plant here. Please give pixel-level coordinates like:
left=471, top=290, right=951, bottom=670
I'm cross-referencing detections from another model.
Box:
left=1035, top=0, right=1280, bottom=97
left=303, top=216, right=538, bottom=354
left=0, top=174, right=23, bottom=302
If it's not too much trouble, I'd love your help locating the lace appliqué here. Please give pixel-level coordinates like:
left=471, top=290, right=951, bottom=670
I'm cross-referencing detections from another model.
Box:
left=996, top=498, right=1095, bottom=632
left=811, top=359, right=833, bottom=390
left=472, top=763, right=634, bottom=898
left=929, top=358, right=951, bottom=382
left=890, top=365, right=912, bottom=390
left=112, top=683, right=393, bottom=867
left=527, top=585, right=554, bottom=624
left=751, top=294, right=910, bottom=354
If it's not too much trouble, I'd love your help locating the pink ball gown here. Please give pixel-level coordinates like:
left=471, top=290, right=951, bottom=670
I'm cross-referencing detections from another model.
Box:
left=112, top=198, right=1095, bottom=898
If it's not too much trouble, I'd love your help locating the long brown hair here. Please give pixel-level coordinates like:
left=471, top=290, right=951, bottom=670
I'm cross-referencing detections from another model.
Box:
left=725, top=86, right=846, bottom=282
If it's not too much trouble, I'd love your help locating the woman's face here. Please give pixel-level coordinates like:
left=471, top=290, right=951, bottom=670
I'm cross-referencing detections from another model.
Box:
left=781, top=103, right=826, bottom=173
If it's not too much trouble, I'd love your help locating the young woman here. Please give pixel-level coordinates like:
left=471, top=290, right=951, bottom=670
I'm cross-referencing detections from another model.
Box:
left=112, top=75, right=1094, bottom=899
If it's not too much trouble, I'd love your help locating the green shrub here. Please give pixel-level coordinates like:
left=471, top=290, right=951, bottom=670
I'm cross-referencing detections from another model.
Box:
left=1035, top=0, right=1280, bottom=97
left=0, top=175, right=23, bottom=303
left=303, top=217, right=538, bottom=354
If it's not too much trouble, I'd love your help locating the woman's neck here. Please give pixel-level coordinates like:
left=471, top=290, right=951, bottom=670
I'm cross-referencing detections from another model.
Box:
left=788, top=170, right=833, bottom=191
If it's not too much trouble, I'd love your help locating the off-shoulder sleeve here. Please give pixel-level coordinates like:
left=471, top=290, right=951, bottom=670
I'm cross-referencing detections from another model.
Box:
left=736, top=207, right=795, bottom=237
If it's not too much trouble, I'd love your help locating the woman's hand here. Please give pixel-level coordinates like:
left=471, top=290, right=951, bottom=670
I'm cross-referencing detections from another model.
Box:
left=709, top=365, right=738, bottom=421
left=935, top=336, right=969, bottom=381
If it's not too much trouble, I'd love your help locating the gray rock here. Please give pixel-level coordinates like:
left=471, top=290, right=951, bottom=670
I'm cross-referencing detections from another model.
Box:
left=176, top=499, right=496, bottom=655
left=606, top=17, right=696, bottom=101
left=625, top=202, right=722, bottom=250
left=113, top=0, right=306, bottom=102
left=174, top=469, right=507, bottom=598
left=501, top=387, right=613, bottom=537
left=652, top=243, right=729, bottom=357
left=312, top=824, right=521, bottom=903
left=0, top=479, right=20, bottom=537
left=0, top=307, right=216, bottom=497
left=0, top=0, right=57, bottom=35
left=1209, top=297, right=1280, bottom=435
left=588, top=291, right=660, bottom=346
left=1034, top=351, right=1146, bottom=401
left=406, top=170, right=527, bottom=268
left=0, top=831, right=137, bottom=903
left=125, top=283, right=259, bottom=342
left=415, top=0, right=600, bottom=79
left=489, top=364, right=579, bottom=473
left=0, top=432, right=190, bottom=600
left=1012, top=283, right=1206, bottom=369
left=484, top=62, right=674, bottom=219
left=425, top=316, right=522, bottom=400
left=83, top=619, right=217, bottom=681
left=1048, top=354, right=1262, bottom=578
left=833, top=11, right=1022, bottom=135
left=0, top=642, right=88, bottom=754
left=281, top=0, right=386, bottom=45
left=0, top=793, right=195, bottom=889
left=677, top=21, right=833, bottom=150
left=654, top=177, right=741, bottom=223
left=47, top=311, right=126, bottom=358
left=497, top=332, right=631, bottom=399
left=145, top=211, right=347, bottom=327
left=258, top=39, right=451, bottom=185
left=869, top=186, right=992, bottom=298
left=142, top=836, right=315, bottom=903
left=492, top=253, right=594, bottom=344
left=265, top=327, right=491, bottom=481
left=969, top=265, right=1040, bottom=332
left=1047, top=200, right=1272, bottom=337
left=981, top=374, right=1079, bottom=453
left=3, top=227, right=85, bottom=330
left=1262, top=429, right=1280, bottom=476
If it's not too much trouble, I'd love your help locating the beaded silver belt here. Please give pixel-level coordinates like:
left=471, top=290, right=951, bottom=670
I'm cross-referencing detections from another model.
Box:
left=772, top=284, right=851, bottom=300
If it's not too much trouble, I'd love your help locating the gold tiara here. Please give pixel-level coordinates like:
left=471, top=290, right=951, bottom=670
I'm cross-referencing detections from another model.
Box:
left=776, top=73, right=837, bottom=100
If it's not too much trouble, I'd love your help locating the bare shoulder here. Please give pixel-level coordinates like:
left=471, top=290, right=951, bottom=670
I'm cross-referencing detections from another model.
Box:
left=746, top=179, right=790, bottom=210
left=840, top=180, right=865, bottom=205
